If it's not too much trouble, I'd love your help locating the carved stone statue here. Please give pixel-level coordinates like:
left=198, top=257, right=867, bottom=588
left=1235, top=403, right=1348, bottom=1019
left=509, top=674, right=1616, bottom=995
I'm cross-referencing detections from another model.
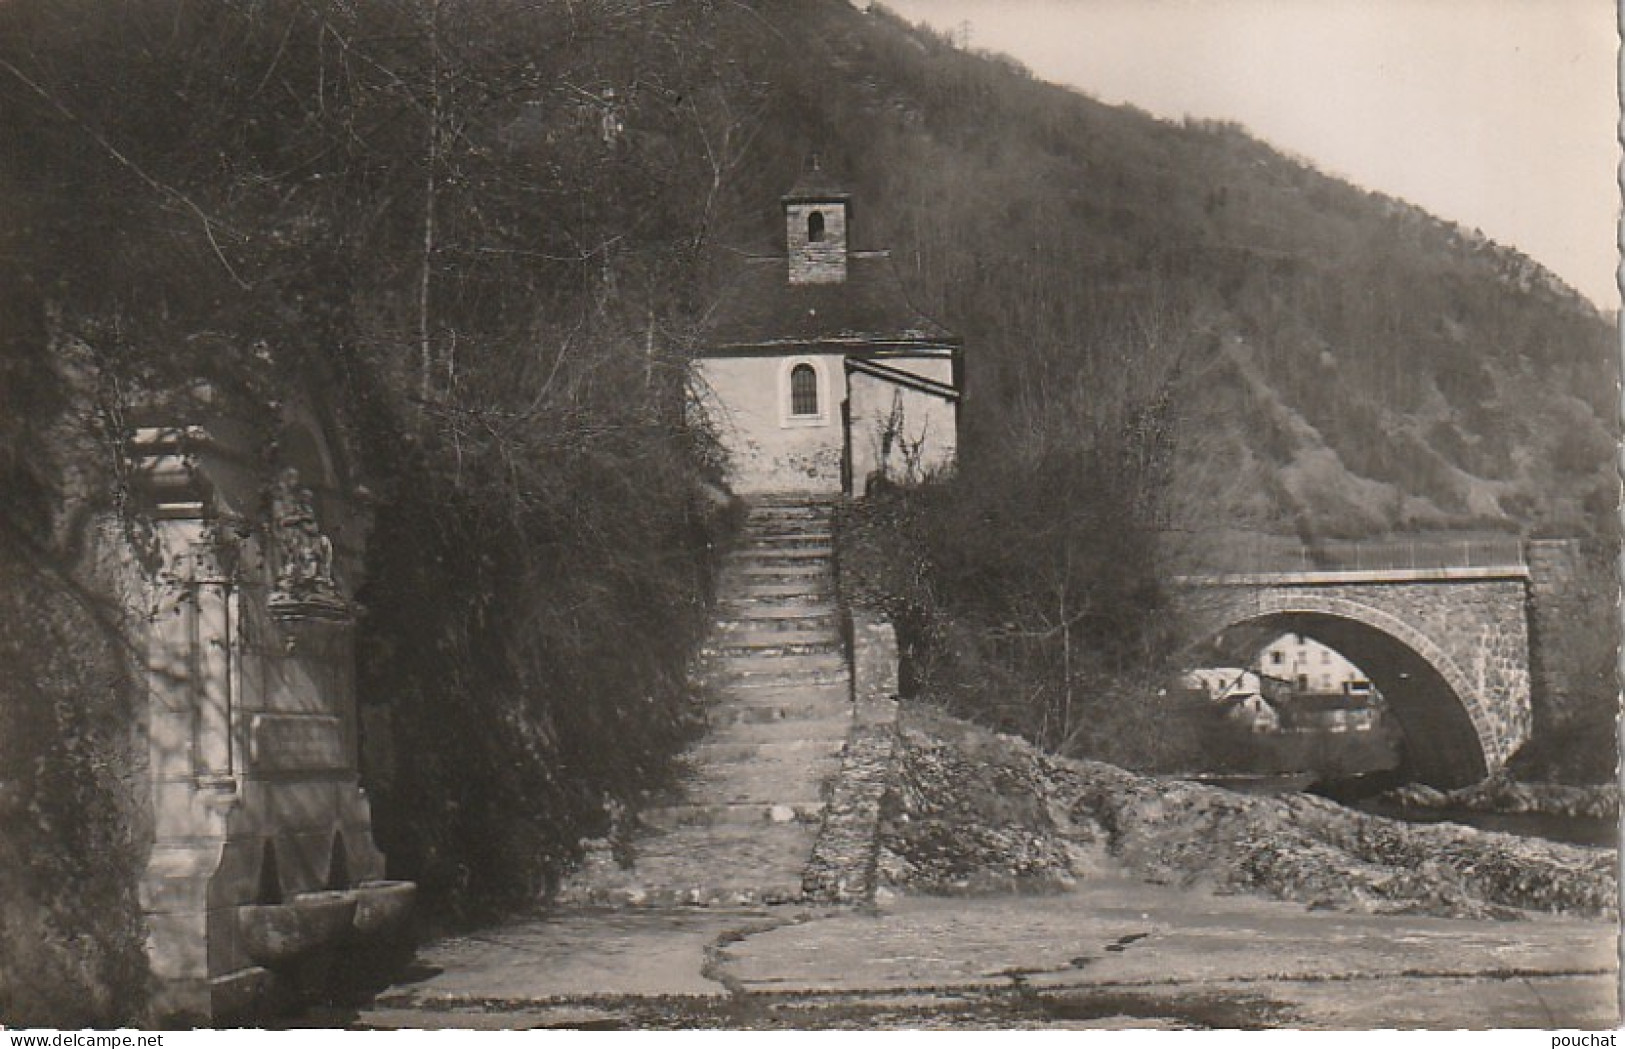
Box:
left=267, top=467, right=346, bottom=618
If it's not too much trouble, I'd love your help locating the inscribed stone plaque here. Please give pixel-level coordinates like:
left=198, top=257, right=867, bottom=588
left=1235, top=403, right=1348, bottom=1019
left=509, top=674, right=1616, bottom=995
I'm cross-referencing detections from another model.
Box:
left=249, top=713, right=346, bottom=772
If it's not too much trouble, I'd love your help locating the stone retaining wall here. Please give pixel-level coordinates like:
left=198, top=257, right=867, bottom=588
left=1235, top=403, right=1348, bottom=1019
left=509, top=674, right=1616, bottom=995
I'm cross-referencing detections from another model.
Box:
left=803, top=613, right=900, bottom=903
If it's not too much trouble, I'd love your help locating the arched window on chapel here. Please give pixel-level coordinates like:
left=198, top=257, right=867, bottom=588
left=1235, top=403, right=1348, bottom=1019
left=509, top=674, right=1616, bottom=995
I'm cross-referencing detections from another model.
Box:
left=789, top=363, right=819, bottom=417
left=807, top=210, right=825, bottom=242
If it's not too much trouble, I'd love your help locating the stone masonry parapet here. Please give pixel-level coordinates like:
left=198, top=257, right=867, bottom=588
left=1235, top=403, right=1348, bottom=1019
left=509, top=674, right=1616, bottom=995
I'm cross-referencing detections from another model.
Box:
left=803, top=611, right=900, bottom=903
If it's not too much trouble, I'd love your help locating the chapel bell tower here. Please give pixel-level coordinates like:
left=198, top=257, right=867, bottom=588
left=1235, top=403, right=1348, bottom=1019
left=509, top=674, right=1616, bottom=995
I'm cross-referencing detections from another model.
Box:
left=783, top=154, right=850, bottom=285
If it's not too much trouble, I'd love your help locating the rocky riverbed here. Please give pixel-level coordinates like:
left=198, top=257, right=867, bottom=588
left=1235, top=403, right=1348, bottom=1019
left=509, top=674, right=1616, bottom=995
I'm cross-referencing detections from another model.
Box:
left=1379, top=774, right=1618, bottom=821
left=878, top=709, right=1617, bottom=920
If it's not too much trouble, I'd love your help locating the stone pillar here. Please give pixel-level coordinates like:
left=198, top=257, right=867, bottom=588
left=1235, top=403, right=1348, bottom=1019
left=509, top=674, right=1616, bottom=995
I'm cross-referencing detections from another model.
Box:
left=852, top=613, right=900, bottom=724
left=130, top=438, right=263, bottom=1020
left=1525, top=538, right=1583, bottom=736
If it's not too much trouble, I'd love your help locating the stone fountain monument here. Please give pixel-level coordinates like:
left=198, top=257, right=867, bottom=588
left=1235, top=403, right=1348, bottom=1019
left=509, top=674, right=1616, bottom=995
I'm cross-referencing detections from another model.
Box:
left=124, top=390, right=412, bottom=1023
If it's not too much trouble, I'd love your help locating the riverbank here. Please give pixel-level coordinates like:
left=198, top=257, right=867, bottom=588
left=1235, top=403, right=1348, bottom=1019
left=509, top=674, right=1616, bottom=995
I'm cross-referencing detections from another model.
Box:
left=881, top=707, right=1617, bottom=919
left=1355, top=797, right=1618, bottom=849
left=1380, top=774, right=1619, bottom=821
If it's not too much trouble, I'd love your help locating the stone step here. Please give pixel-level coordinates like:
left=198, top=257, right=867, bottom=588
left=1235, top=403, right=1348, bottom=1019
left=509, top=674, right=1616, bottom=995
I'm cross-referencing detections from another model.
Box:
left=746, top=496, right=836, bottom=511
left=555, top=823, right=817, bottom=907
left=715, top=605, right=833, bottom=625
left=708, top=678, right=850, bottom=705
left=720, top=590, right=829, bottom=608
left=707, top=665, right=850, bottom=690
left=725, top=580, right=832, bottom=598
left=745, top=528, right=831, bottom=541
left=713, top=612, right=841, bottom=636
left=721, top=597, right=845, bottom=620
left=707, top=704, right=837, bottom=726
left=720, top=598, right=833, bottom=616
left=719, top=596, right=838, bottom=613
left=712, top=671, right=851, bottom=692
left=743, top=522, right=830, bottom=537
left=736, top=526, right=832, bottom=540
left=689, top=738, right=847, bottom=764
left=747, top=506, right=832, bottom=520
left=712, top=627, right=840, bottom=649
left=742, top=540, right=830, bottom=555
left=726, top=552, right=831, bottom=569
left=740, top=531, right=834, bottom=547
left=710, top=620, right=842, bottom=642
left=702, top=674, right=847, bottom=700
left=742, top=519, right=834, bottom=533
left=709, top=649, right=847, bottom=671
left=705, top=713, right=853, bottom=743
left=733, top=556, right=829, bottom=570
left=722, top=583, right=831, bottom=598
left=705, top=696, right=851, bottom=726
left=704, top=638, right=842, bottom=659
left=724, top=572, right=830, bottom=589
left=681, top=756, right=844, bottom=805
left=639, top=800, right=826, bottom=830
left=722, top=562, right=830, bottom=581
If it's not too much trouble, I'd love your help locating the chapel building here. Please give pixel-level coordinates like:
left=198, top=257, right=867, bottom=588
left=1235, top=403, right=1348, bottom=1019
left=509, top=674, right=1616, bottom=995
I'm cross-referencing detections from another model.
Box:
left=691, top=160, right=962, bottom=497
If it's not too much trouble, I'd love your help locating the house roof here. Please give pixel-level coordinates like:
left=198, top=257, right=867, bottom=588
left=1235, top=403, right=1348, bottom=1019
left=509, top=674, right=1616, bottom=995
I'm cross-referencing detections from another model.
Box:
left=702, top=251, right=959, bottom=352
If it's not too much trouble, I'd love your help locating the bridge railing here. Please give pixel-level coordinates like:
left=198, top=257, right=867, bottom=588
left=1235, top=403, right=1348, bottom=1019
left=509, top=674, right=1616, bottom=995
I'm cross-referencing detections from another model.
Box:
left=1189, top=535, right=1527, bottom=576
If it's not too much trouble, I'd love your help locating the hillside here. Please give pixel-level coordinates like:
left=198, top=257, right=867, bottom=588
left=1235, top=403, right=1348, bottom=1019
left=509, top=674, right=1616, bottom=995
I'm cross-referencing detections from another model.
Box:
left=716, top=2, right=1617, bottom=542
left=5, top=0, right=1613, bottom=540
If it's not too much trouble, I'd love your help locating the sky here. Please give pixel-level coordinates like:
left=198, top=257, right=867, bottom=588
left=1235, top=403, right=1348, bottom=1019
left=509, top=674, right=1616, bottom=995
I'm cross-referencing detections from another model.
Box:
left=875, top=0, right=1619, bottom=308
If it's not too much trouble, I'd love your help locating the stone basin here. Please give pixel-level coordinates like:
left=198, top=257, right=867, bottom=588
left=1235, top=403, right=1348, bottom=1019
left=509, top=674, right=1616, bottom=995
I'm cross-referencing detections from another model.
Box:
left=352, top=880, right=416, bottom=938
left=236, top=891, right=358, bottom=969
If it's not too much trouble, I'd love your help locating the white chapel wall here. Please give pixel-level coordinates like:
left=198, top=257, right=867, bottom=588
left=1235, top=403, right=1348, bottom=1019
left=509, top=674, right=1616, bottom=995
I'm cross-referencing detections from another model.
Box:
left=691, top=352, right=848, bottom=495
left=847, top=357, right=958, bottom=497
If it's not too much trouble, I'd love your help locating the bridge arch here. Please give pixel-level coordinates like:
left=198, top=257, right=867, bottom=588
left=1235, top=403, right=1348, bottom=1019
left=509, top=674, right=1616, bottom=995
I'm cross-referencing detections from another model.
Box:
left=1195, top=590, right=1499, bottom=788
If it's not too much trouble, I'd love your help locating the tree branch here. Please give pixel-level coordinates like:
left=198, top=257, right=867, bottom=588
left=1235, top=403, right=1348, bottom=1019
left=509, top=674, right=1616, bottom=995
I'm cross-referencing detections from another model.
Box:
left=0, top=57, right=252, bottom=290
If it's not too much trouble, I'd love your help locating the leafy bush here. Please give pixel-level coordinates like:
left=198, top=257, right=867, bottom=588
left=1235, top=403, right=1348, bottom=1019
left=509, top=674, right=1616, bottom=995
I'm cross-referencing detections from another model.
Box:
left=838, top=287, right=1219, bottom=770
left=352, top=331, right=731, bottom=918
left=841, top=442, right=1206, bottom=770
left=0, top=542, right=147, bottom=1026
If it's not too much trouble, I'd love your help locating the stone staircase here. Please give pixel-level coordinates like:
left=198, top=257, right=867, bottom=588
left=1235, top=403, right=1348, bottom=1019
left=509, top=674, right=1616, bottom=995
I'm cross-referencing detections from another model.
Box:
left=559, top=496, right=852, bottom=907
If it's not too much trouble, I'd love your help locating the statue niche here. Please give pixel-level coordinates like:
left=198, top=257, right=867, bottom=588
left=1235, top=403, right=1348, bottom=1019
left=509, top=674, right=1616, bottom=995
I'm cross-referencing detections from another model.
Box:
left=266, top=466, right=348, bottom=621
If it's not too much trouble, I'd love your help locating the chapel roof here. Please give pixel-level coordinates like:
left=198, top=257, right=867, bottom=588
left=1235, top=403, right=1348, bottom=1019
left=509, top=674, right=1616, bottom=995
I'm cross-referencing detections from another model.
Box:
left=781, top=153, right=851, bottom=204
left=702, top=251, right=959, bottom=351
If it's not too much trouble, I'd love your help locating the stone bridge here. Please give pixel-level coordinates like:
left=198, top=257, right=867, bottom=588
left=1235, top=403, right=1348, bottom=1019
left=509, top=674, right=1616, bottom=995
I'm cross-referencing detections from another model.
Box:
left=1176, top=539, right=1567, bottom=788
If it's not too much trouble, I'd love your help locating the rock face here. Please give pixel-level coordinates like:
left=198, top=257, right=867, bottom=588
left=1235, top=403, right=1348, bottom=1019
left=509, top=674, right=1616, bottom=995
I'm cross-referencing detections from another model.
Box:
left=877, top=719, right=1084, bottom=894
left=879, top=710, right=1617, bottom=920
